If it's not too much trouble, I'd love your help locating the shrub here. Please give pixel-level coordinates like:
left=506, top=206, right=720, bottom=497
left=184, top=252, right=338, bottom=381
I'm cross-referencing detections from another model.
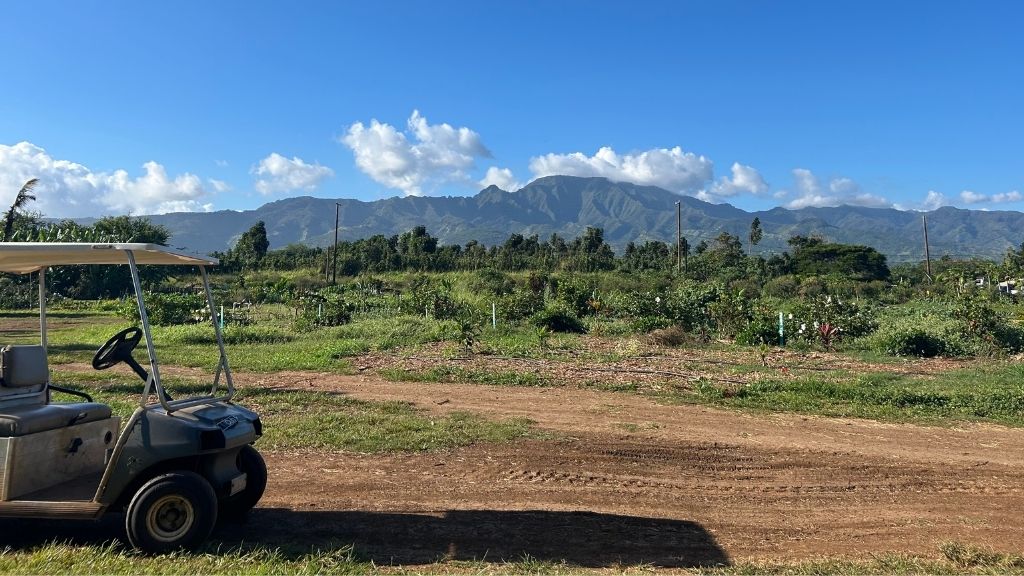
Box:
left=496, top=289, right=545, bottom=323
left=468, top=269, right=514, bottom=296
left=762, top=275, right=799, bottom=299
left=294, top=291, right=354, bottom=329
left=530, top=306, right=586, bottom=333
left=784, top=295, right=878, bottom=345
left=876, top=326, right=947, bottom=357
left=117, top=292, right=207, bottom=326
left=552, top=275, right=597, bottom=317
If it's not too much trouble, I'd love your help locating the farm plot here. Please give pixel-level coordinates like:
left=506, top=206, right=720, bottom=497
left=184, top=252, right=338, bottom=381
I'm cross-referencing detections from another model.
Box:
left=3, top=311, right=1024, bottom=573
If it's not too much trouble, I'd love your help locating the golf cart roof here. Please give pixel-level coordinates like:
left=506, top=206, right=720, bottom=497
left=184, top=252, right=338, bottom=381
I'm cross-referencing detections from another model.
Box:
left=0, top=242, right=218, bottom=274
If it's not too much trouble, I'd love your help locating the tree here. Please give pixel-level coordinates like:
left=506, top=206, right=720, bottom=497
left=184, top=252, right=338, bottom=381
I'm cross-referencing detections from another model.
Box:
left=748, top=217, right=763, bottom=252
left=233, top=221, right=270, bottom=269
left=2, top=178, right=38, bottom=241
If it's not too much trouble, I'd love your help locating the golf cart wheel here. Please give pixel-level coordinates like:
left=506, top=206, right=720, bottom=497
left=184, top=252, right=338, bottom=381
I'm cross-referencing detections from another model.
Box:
left=220, top=445, right=268, bottom=520
left=126, top=471, right=218, bottom=554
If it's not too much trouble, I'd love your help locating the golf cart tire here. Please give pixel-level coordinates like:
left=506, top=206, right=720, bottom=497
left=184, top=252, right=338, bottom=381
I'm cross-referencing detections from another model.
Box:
left=126, top=471, right=218, bottom=554
left=220, top=445, right=267, bottom=521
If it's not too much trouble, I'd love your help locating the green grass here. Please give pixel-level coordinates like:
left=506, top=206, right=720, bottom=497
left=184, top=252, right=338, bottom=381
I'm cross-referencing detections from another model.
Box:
left=0, top=543, right=370, bottom=575
left=51, top=371, right=537, bottom=453
left=380, top=365, right=550, bottom=388
left=4, top=312, right=460, bottom=373
left=683, top=361, right=1024, bottom=426
left=1, top=542, right=1022, bottom=575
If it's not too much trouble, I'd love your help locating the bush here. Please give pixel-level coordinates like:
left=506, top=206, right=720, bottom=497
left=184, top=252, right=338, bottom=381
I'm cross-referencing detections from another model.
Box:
left=762, top=275, right=799, bottom=299
left=784, top=295, right=878, bottom=345
left=875, top=326, right=948, bottom=357
left=117, top=292, right=207, bottom=326
left=736, top=307, right=780, bottom=346
left=552, top=275, right=597, bottom=317
left=496, top=289, right=545, bottom=323
left=530, top=306, right=586, bottom=333
left=294, top=291, right=354, bottom=329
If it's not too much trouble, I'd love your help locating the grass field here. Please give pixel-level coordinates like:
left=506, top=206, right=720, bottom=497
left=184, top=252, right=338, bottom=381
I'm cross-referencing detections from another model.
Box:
left=2, top=541, right=1021, bottom=575
left=4, top=307, right=1024, bottom=573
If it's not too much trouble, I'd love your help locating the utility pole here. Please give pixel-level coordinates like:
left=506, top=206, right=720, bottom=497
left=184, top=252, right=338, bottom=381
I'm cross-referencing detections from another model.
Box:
left=675, top=201, right=681, bottom=272
left=922, top=214, right=932, bottom=280
left=332, top=203, right=341, bottom=285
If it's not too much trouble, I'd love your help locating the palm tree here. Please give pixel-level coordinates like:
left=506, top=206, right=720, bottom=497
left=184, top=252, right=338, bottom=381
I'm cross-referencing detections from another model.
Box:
left=2, top=178, right=38, bottom=241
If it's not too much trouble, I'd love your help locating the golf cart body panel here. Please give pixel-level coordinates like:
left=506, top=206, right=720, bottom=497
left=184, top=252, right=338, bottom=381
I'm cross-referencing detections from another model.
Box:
left=0, top=243, right=264, bottom=551
left=97, top=403, right=260, bottom=506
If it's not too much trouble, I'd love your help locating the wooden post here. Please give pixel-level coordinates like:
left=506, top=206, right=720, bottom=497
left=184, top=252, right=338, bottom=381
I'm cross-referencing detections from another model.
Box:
left=922, top=214, right=932, bottom=280
left=675, top=201, right=681, bottom=272
left=332, top=203, right=340, bottom=285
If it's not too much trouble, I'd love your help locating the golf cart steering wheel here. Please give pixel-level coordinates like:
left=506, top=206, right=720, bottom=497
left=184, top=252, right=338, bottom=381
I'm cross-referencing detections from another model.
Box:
left=93, top=327, right=149, bottom=382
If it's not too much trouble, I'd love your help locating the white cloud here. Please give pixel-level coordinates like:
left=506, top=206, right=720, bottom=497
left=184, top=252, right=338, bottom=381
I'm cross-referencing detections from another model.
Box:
left=992, top=190, right=1022, bottom=203
left=698, top=162, right=768, bottom=201
left=956, top=189, right=1023, bottom=206
left=0, top=141, right=215, bottom=217
left=959, top=190, right=988, bottom=204
left=252, top=153, right=333, bottom=195
left=341, top=110, right=491, bottom=196
left=479, top=166, right=521, bottom=191
left=208, top=178, right=231, bottom=193
left=921, top=190, right=948, bottom=210
left=529, top=146, right=713, bottom=193
left=784, top=168, right=891, bottom=209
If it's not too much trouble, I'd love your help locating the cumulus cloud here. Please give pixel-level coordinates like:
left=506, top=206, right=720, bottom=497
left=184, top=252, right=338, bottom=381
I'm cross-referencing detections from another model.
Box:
left=956, top=189, right=1023, bottom=206
left=252, top=153, right=333, bottom=195
left=784, top=168, right=891, bottom=209
left=992, top=190, right=1022, bottom=203
left=479, top=166, right=521, bottom=191
left=697, top=162, right=768, bottom=201
left=529, top=146, right=713, bottom=193
left=0, top=141, right=214, bottom=217
left=341, top=110, right=491, bottom=196
left=921, top=190, right=948, bottom=210
left=959, top=190, right=988, bottom=204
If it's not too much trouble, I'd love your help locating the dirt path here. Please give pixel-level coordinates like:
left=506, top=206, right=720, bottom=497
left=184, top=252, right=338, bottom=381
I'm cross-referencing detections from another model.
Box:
left=43, top=364, right=1024, bottom=567
left=244, top=371, right=1024, bottom=566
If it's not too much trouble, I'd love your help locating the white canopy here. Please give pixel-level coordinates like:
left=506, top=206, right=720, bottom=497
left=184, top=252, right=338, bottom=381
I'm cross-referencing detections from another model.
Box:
left=0, top=243, right=218, bottom=274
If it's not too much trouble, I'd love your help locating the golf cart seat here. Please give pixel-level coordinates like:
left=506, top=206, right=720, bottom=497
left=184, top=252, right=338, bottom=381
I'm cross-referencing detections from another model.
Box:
left=0, top=345, right=111, bottom=438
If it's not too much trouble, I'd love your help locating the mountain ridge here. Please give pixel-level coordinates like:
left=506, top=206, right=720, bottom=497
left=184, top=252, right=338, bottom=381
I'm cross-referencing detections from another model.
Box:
left=133, top=176, right=1023, bottom=262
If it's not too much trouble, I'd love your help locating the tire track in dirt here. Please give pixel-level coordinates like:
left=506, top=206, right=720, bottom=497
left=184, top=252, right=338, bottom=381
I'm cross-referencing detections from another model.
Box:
left=253, top=373, right=1024, bottom=561
left=51, top=364, right=1024, bottom=563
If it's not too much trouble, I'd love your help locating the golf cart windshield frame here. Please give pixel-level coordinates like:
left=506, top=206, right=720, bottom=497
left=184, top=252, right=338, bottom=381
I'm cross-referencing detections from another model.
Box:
left=2, top=243, right=234, bottom=413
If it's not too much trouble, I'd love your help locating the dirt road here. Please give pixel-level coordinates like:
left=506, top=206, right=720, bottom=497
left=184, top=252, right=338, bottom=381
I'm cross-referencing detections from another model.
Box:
left=245, top=372, right=1024, bottom=567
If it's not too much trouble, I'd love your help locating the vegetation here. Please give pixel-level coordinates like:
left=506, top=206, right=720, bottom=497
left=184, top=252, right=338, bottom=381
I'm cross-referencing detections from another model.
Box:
left=0, top=540, right=1020, bottom=575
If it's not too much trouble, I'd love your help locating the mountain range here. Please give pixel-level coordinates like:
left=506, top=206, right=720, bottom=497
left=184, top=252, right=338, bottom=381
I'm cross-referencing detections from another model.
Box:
left=131, top=176, right=1024, bottom=263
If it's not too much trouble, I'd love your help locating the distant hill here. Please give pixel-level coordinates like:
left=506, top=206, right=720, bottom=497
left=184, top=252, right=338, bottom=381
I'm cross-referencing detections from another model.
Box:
left=138, top=175, right=1024, bottom=262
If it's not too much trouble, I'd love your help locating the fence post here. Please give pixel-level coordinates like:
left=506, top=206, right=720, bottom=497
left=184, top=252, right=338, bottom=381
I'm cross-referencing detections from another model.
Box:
left=778, top=311, right=785, bottom=346
left=492, top=302, right=497, bottom=328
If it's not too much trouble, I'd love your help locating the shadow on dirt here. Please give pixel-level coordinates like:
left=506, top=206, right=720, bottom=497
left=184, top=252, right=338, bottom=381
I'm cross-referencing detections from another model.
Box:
left=1, top=508, right=730, bottom=568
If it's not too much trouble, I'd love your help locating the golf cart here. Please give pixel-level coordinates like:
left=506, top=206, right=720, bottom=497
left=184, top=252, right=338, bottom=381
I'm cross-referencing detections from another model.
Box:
left=0, top=243, right=265, bottom=553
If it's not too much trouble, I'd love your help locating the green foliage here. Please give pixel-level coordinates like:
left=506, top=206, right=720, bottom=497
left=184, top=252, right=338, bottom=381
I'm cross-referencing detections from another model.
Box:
left=294, top=289, right=354, bottom=329
left=530, top=305, right=587, bottom=333
left=784, top=295, right=878, bottom=345
left=116, top=292, right=207, bottom=326
left=552, top=274, right=597, bottom=317
left=225, top=221, right=270, bottom=271
left=496, top=289, right=545, bottom=323
left=789, top=236, right=891, bottom=281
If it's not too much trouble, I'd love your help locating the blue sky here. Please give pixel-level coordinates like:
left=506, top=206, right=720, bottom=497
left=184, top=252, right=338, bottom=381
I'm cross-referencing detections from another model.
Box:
left=1, top=1, right=1022, bottom=217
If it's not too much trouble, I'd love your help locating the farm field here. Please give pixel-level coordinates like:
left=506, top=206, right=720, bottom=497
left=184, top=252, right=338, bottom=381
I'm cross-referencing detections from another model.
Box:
left=2, top=308, right=1024, bottom=574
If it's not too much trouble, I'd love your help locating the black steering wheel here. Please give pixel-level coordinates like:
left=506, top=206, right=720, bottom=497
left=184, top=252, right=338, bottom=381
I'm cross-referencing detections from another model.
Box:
left=93, top=327, right=149, bottom=382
